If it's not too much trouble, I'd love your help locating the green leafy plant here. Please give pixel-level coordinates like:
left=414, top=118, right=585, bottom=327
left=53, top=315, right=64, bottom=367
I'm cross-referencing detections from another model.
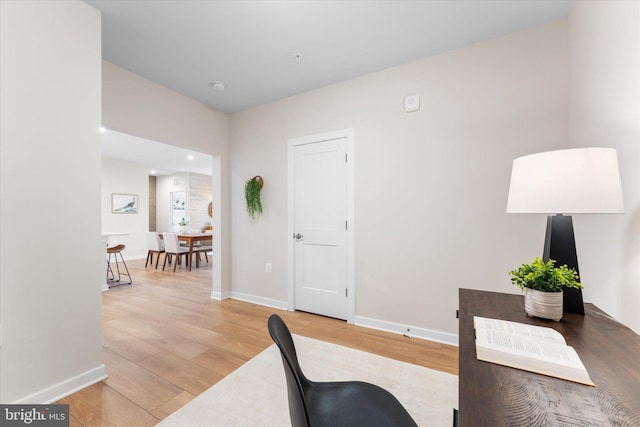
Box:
left=509, top=257, right=581, bottom=293
left=245, top=176, right=263, bottom=219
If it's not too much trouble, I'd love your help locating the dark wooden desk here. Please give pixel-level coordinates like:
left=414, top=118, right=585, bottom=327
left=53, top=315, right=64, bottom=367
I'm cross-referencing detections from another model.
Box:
left=458, top=288, right=640, bottom=426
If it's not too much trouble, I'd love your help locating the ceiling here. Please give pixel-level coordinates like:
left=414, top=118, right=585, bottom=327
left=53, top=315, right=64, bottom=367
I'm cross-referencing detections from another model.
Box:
left=101, top=129, right=213, bottom=176
left=87, top=0, right=574, bottom=115
left=94, top=0, right=574, bottom=175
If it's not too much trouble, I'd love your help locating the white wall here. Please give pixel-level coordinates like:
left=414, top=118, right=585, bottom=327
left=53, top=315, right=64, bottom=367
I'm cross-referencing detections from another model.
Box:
left=229, top=21, right=569, bottom=341
left=0, top=1, right=105, bottom=403
left=568, top=1, right=640, bottom=333
left=101, top=157, right=150, bottom=259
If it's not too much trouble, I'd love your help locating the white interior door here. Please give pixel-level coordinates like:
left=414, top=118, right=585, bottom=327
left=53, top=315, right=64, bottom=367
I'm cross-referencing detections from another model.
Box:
left=171, top=190, right=186, bottom=231
left=290, top=131, right=352, bottom=320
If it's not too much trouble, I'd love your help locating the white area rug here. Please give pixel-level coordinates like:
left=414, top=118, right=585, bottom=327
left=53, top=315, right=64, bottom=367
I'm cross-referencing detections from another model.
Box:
left=157, top=335, right=458, bottom=426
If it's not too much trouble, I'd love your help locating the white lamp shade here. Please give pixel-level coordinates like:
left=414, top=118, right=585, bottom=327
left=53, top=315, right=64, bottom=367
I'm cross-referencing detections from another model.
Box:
left=506, top=147, right=624, bottom=214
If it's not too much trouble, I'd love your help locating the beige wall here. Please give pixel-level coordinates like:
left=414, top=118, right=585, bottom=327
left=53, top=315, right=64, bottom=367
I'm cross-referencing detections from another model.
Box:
left=102, top=61, right=231, bottom=294
left=0, top=0, right=104, bottom=402
left=568, top=1, right=640, bottom=333
left=102, top=62, right=228, bottom=155
left=229, top=21, right=570, bottom=339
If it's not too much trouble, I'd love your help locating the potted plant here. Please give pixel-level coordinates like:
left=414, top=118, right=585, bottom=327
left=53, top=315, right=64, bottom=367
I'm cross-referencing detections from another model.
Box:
left=509, top=257, right=581, bottom=321
left=245, top=176, right=264, bottom=219
left=178, top=217, right=189, bottom=233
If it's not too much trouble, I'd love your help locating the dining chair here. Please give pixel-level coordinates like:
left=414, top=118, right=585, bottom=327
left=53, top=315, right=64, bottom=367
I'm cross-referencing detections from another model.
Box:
left=267, top=314, right=418, bottom=427
left=195, top=246, right=212, bottom=263
left=162, top=233, right=190, bottom=272
left=145, top=232, right=165, bottom=269
left=195, top=238, right=213, bottom=263
left=201, top=230, right=213, bottom=261
left=106, top=244, right=132, bottom=286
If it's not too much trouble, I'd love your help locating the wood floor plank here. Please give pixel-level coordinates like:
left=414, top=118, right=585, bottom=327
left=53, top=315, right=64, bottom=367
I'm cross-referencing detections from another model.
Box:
left=106, top=318, right=209, bottom=360
left=58, top=257, right=458, bottom=425
left=150, top=390, right=197, bottom=421
left=190, top=348, right=247, bottom=377
left=163, top=320, right=229, bottom=348
left=138, top=351, right=224, bottom=396
left=101, top=348, right=184, bottom=412
left=102, top=323, right=163, bottom=363
left=58, top=382, right=159, bottom=427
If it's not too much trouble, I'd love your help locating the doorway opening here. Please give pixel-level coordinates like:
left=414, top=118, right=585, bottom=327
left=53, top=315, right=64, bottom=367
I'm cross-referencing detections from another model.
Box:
left=100, top=129, right=221, bottom=297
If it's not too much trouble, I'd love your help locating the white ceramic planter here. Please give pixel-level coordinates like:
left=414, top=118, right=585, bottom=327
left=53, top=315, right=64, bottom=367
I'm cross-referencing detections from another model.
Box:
left=524, top=288, right=563, bottom=321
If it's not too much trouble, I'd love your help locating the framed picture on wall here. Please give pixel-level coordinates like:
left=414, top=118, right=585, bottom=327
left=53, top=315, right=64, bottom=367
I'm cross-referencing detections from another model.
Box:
left=112, top=193, right=138, bottom=214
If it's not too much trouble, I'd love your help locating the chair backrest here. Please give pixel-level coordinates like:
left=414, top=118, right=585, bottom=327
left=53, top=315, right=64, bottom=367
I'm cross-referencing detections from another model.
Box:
left=268, top=314, right=310, bottom=427
left=162, top=233, right=180, bottom=253
left=146, top=232, right=164, bottom=251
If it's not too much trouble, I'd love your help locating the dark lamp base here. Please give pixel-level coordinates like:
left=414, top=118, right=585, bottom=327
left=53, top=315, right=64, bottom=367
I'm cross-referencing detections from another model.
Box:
left=542, top=215, right=585, bottom=315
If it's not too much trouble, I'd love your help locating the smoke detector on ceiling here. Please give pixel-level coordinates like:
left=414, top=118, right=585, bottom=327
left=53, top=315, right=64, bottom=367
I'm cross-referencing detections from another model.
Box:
left=210, top=81, right=226, bottom=91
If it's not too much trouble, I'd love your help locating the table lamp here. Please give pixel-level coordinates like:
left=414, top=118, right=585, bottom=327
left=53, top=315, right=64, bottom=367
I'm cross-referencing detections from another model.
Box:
left=506, top=147, right=624, bottom=314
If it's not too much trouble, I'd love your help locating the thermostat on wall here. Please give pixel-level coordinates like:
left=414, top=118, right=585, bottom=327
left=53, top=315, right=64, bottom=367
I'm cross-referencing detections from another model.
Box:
left=403, top=94, right=420, bottom=113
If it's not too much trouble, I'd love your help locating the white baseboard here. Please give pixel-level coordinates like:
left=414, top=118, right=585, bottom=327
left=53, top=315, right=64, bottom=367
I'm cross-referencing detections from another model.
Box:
left=354, top=315, right=459, bottom=346
left=12, top=364, right=108, bottom=404
left=210, top=290, right=230, bottom=300
left=212, top=290, right=457, bottom=346
left=123, top=254, right=147, bottom=261
left=228, top=291, right=288, bottom=310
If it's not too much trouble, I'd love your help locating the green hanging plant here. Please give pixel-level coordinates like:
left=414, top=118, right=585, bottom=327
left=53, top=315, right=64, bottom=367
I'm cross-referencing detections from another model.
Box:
left=245, top=176, right=264, bottom=219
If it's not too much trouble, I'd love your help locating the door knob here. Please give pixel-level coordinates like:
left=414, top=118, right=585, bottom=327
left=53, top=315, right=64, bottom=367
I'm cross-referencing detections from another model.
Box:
left=294, top=233, right=303, bottom=240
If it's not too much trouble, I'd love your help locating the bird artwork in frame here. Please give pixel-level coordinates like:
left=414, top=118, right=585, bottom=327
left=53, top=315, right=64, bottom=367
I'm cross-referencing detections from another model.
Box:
left=112, top=193, right=139, bottom=214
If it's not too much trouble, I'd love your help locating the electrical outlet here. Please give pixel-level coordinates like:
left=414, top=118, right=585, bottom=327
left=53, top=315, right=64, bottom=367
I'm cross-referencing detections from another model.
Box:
left=266, top=262, right=272, bottom=273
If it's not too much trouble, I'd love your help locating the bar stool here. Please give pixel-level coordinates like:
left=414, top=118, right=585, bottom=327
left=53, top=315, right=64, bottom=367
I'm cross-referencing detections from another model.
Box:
left=107, top=244, right=132, bottom=286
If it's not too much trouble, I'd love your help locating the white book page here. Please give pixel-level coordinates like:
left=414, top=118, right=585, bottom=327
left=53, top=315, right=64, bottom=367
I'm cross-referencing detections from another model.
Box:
left=476, top=328, right=585, bottom=369
left=474, top=316, right=566, bottom=344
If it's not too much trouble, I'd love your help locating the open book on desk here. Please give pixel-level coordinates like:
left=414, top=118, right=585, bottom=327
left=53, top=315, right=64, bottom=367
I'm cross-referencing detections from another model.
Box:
left=474, top=316, right=594, bottom=386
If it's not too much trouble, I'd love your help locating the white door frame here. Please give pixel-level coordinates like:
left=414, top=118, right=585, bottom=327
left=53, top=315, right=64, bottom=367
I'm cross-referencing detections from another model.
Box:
left=287, top=128, right=355, bottom=323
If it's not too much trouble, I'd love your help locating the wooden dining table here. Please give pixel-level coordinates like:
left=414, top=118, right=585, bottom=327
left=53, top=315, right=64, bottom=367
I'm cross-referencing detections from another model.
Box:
left=160, top=232, right=212, bottom=271
left=176, top=233, right=212, bottom=271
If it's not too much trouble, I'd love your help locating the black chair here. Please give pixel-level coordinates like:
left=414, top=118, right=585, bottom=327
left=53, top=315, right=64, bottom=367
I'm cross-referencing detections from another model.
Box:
left=267, top=314, right=418, bottom=427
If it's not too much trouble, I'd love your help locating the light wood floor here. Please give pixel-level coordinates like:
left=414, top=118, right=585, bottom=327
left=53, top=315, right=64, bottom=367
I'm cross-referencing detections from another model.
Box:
left=58, top=255, right=458, bottom=426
